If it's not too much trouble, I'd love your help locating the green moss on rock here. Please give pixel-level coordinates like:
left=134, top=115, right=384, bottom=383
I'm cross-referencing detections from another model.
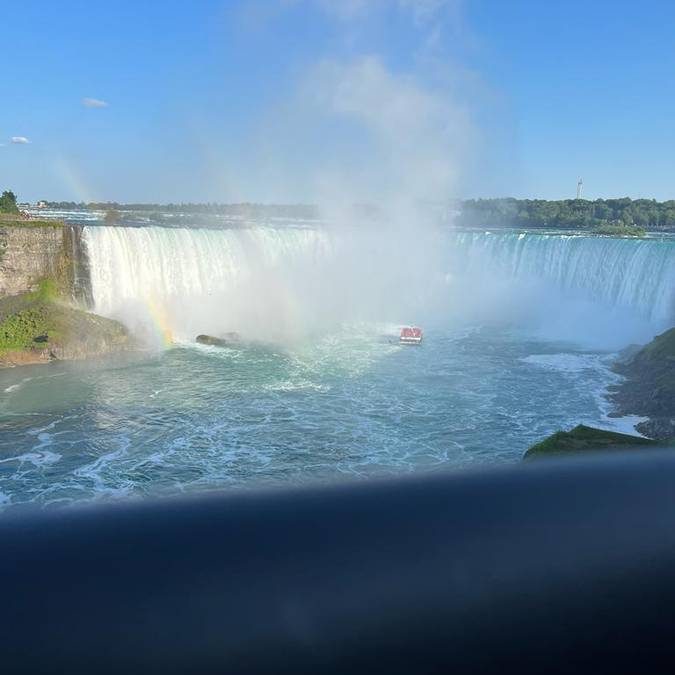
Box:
left=524, top=424, right=659, bottom=460
left=0, top=284, right=130, bottom=366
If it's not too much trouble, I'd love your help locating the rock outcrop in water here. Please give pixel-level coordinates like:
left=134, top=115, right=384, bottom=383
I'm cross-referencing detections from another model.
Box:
left=523, top=424, right=661, bottom=460
left=610, top=328, right=675, bottom=440
left=0, top=282, right=130, bottom=367
left=196, top=333, right=241, bottom=347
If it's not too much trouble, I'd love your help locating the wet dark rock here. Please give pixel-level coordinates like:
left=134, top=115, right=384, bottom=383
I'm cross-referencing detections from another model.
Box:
left=636, top=418, right=675, bottom=440
left=610, top=328, right=675, bottom=440
left=196, top=333, right=241, bottom=348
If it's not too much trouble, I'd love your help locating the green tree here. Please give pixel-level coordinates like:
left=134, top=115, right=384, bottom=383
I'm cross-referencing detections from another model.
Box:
left=0, top=190, right=19, bottom=214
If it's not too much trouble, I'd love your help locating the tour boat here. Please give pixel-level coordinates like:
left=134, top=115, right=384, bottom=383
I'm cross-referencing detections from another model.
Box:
left=400, top=326, right=423, bottom=345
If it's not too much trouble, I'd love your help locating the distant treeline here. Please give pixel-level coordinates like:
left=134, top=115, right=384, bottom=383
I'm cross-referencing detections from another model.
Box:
left=42, top=202, right=321, bottom=220
left=40, top=197, right=675, bottom=231
left=457, top=198, right=675, bottom=231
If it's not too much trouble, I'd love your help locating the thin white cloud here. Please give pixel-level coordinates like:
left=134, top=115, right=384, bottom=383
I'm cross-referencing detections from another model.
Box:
left=11, top=136, right=30, bottom=144
left=82, top=97, right=109, bottom=108
left=399, top=0, right=453, bottom=24
left=314, top=0, right=370, bottom=20
left=309, top=0, right=454, bottom=22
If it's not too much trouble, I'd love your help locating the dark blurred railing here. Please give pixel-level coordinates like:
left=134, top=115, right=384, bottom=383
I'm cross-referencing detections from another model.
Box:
left=3, top=449, right=675, bottom=674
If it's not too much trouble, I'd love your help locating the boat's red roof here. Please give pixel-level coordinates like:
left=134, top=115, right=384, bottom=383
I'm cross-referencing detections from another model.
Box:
left=400, top=327, right=422, bottom=337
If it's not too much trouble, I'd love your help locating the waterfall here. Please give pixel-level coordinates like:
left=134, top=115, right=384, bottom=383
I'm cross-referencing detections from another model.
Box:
left=82, top=225, right=333, bottom=343
left=82, top=225, right=674, bottom=344
left=446, top=230, right=674, bottom=325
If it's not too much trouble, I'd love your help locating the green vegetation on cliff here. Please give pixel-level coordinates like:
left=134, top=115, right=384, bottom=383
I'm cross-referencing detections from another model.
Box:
left=0, top=218, right=63, bottom=228
left=524, top=424, right=659, bottom=460
left=0, top=187, right=62, bottom=227
left=459, top=197, right=675, bottom=232
left=0, top=280, right=129, bottom=366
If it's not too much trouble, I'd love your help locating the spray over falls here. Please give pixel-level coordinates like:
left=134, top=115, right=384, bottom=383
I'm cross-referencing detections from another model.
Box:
left=82, top=222, right=447, bottom=344
left=83, top=225, right=674, bottom=347
left=83, top=225, right=334, bottom=344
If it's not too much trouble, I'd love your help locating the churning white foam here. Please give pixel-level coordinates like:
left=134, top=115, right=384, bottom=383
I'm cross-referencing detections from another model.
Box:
left=522, top=351, right=647, bottom=437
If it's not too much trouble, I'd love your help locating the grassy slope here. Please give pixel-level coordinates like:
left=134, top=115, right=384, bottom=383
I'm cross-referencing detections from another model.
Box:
left=524, top=424, right=660, bottom=460
left=0, top=280, right=128, bottom=363
left=0, top=280, right=57, bottom=351
left=0, top=217, right=62, bottom=228
left=3, top=221, right=63, bottom=228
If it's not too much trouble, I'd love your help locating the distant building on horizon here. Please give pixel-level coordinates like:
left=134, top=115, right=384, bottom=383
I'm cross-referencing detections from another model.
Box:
left=576, top=178, right=583, bottom=199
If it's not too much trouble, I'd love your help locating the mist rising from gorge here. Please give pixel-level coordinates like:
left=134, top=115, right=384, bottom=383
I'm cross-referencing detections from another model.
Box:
left=78, top=2, right=672, bottom=350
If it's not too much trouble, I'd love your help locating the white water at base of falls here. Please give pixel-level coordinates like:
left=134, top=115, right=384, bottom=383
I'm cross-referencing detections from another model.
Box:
left=82, top=223, right=450, bottom=344
left=82, top=225, right=674, bottom=348
left=83, top=225, right=335, bottom=344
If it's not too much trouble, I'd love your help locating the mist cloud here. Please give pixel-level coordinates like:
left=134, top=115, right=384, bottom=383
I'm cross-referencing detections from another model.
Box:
left=11, top=136, right=30, bottom=144
left=239, top=44, right=473, bottom=337
left=304, top=55, right=471, bottom=209
left=242, top=0, right=476, bottom=209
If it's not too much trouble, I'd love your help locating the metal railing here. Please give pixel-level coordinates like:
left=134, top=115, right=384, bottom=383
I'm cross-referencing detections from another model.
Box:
left=2, top=449, right=675, bottom=673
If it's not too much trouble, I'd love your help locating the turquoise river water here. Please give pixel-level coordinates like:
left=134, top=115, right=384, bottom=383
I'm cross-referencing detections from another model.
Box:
left=1, top=219, right=673, bottom=510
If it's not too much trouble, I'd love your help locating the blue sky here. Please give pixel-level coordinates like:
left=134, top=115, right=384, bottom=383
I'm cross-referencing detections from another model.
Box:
left=2, top=0, right=675, bottom=203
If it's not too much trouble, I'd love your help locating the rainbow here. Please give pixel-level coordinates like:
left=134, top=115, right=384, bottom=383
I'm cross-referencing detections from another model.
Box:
left=143, top=296, right=174, bottom=348
left=54, top=158, right=98, bottom=204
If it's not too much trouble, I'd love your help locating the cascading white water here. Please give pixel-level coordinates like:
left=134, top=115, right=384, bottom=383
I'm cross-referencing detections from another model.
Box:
left=83, top=225, right=335, bottom=343
left=82, top=225, right=674, bottom=346
left=82, top=222, right=449, bottom=343
left=446, top=230, right=675, bottom=325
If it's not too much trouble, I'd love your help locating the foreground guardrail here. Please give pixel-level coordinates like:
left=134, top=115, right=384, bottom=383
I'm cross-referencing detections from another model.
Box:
left=2, top=449, right=675, bottom=673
